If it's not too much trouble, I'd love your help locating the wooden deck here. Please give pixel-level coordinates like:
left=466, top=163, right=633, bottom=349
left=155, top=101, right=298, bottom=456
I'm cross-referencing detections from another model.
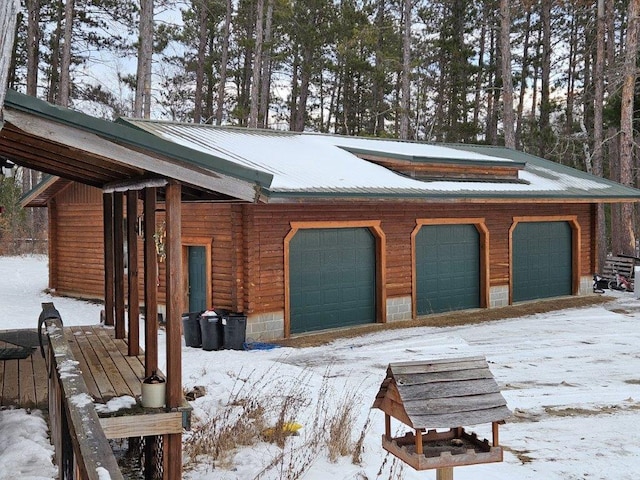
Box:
left=1, top=325, right=189, bottom=440
left=0, top=330, right=48, bottom=410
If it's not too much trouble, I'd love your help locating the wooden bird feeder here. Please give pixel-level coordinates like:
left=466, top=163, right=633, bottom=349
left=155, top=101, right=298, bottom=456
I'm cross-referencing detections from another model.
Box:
left=373, top=356, right=510, bottom=479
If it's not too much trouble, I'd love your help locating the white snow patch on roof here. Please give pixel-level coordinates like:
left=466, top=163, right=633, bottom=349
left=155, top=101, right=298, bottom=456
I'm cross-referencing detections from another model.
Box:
left=127, top=121, right=628, bottom=195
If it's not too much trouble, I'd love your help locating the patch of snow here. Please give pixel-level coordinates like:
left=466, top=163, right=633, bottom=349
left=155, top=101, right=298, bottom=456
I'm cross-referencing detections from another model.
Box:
left=95, top=466, right=111, bottom=480
left=95, top=395, right=137, bottom=414
left=0, top=408, right=56, bottom=479
left=4, top=255, right=640, bottom=479
left=70, top=392, right=94, bottom=408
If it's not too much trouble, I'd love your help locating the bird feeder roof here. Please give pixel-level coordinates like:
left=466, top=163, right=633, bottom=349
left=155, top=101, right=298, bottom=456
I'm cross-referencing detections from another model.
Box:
left=373, top=356, right=510, bottom=430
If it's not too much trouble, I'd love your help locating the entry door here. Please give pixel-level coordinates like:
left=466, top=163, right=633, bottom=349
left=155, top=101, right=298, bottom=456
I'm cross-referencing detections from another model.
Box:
left=188, top=246, right=207, bottom=312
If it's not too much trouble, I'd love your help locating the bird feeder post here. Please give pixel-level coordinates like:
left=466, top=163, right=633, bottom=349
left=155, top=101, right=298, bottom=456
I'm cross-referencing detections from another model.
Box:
left=436, top=467, right=454, bottom=480
left=492, top=422, right=500, bottom=446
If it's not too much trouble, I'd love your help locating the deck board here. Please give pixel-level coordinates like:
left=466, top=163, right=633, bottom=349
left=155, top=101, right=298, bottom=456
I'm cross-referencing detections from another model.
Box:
left=93, top=328, right=144, bottom=397
left=70, top=327, right=118, bottom=399
left=0, top=334, right=48, bottom=410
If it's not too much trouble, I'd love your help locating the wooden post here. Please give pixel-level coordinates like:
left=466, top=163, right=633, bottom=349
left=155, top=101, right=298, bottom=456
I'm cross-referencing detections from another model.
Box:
left=415, top=428, right=423, bottom=455
left=143, top=187, right=158, bottom=377
left=143, top=188, right=160, bottom=480
left=103, top=192, right=115, bottom=326
left=114, top=192, right=125, bottom=339
left=164, top=181, right=183, bottom=480
left=492, top=422, right=499, bottom=446
left=436, top=467, right=454, bottom=480
left=126, top=190, right=140, bottom=356
left=384, top=413, right=391, bottom=438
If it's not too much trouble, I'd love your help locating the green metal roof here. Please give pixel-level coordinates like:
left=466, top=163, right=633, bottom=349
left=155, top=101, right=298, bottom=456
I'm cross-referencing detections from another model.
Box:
left=2, top=90, right=273, bottom=188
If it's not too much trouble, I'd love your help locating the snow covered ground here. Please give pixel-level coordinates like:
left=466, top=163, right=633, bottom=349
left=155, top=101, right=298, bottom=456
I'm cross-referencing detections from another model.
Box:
left=2, top=255, right=640, bottom=479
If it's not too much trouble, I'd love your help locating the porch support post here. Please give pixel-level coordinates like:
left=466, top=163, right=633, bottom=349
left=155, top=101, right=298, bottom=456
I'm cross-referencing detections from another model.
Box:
left=164, top=181, right=183, bottom=480
left=143, top=187, right=158, bottom=376
left=103, top=192, right=114, bottom=326
left=126, top=190, right=140, bottom=356
left=113, top=191, right=125, bottom=339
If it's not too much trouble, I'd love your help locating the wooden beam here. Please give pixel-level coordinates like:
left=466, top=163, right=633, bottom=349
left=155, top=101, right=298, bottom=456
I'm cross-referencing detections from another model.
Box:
left=114, top=192, right=125, bottom=339
left=164, top=181, right=183, bottom=480
left=99, top=412, right=183, bottom=439
left=127, top=190, right=140, bottom=356
left=143, top=187, right=158, bottom=377
left=104, top=177, right=168, bottom=193
left=103, top=192, right=115, bottom=326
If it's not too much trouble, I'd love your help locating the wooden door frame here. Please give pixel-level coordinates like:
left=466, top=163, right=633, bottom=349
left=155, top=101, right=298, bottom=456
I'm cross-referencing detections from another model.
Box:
left=181, top=237, right=212, bottom=312
left=283, top=221, right=387, bottom=338
left=509, top=215, right=580, bottom=305
left=411, top=218, right=490, bottom=319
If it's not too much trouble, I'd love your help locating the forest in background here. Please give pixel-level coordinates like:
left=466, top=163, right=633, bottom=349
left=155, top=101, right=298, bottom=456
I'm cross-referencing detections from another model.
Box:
left=1, top=0, right=640, bottom=263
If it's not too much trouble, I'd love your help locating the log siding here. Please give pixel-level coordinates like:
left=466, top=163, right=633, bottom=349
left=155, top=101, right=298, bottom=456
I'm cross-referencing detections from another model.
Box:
left=48, top=183, right=595, bottom=336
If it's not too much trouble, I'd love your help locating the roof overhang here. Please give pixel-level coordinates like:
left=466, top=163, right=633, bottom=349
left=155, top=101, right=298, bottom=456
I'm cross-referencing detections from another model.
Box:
left=0, top=90, right=271, bottom=202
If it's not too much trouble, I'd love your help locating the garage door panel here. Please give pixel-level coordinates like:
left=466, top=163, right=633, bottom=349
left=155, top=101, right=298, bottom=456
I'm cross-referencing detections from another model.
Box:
left=416, top=224, right=480, bottom=315
left=290, top=228, right=376, bottom=334
left=512, top=221, right=572, bottom=302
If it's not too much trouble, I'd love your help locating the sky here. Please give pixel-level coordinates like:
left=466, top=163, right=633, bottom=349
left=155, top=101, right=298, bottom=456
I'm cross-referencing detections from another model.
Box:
left=2, top=255, right=640, bottom=479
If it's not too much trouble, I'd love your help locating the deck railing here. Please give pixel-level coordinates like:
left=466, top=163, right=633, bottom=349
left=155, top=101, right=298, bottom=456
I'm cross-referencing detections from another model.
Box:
left=45, top=317, right=125, bottom=480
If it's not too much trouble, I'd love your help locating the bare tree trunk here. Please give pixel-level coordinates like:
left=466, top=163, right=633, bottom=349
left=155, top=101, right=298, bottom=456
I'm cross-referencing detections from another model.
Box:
left=193, top=1, right=208, bottom=123
left=25, top=0, right=40, bottom=96
left=294, top=47, right=313, bottom=132
left=248, top=0, right=264, bottom=128
left=135, top=0, right=153, bottom=118
left=618, top=0, right=640, bottom=256
left=473, top=4, right=487, bottom=131
left=593, top=0, right=607, bottom=269
left=515, top=9, right=531, bottom=148
left=539, top=0, right=551, bottom=157
left=399, top=0, right=411, bottom=139
left=259, top=0, right=274, bottom=128
left=499, top=0, right=514, bottom=149
left=215, top=0, right=232, bottom=125
left=47, top=1, right=63, bottom=103
left=58, top=0, right=74, bottom=107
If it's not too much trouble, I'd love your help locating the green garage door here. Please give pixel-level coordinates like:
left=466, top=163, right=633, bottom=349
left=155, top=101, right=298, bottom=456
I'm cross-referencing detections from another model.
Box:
left=512, top=221, right=572, bottom=302
left=289, top=228, right=376, bottom=334
left=415, top=224, right=480, bottom=315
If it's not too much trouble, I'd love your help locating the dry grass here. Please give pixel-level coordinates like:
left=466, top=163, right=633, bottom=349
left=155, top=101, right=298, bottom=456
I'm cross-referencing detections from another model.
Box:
left=183, top=371, right=269, bottom=470
left=275, top=295, right=613, bottom=348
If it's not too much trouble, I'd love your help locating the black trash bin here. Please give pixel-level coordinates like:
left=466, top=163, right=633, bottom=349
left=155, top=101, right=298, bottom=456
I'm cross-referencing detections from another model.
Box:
left=199, top=313, right=222, bottom=351
left=182, top=312, right=202, bottom=348
left=222, top=313, right=247, bottom=350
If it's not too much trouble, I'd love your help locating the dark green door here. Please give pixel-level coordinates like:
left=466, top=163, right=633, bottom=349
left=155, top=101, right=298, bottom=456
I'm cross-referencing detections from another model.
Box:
left=289, top=228, right=376, bottom=334
left=188, top=246, right=207, bottom=312
left=415, top=224, right=480, bottom=314
left=512, top=221, right=572, bottom=302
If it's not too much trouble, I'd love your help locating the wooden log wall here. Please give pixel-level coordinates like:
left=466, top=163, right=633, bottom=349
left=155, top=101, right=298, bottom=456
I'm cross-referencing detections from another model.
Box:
left=242, top=202, right=595, bottom=314
left=48, top=183, right=595, bottom=319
